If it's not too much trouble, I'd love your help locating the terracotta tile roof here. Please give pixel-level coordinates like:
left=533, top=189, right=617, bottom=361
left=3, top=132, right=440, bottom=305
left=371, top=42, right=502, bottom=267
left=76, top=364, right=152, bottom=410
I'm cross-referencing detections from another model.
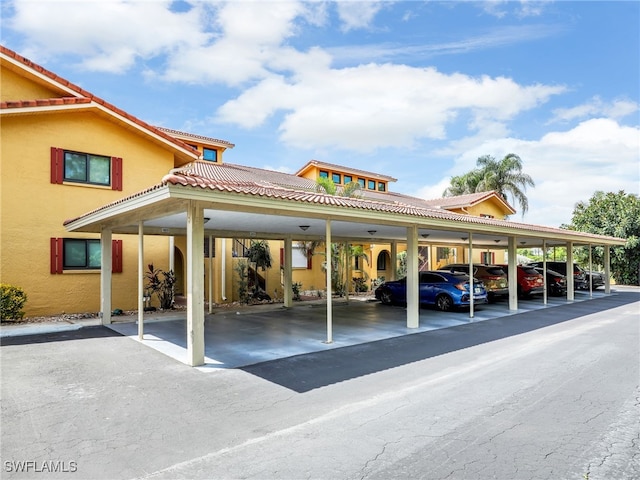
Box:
left=1, top=97, right=92, bottom=108
left=0, top=45, right=199, bottom=156
left=295, top=159, right=398, bottom=182
left=62, top=160, right=625, bottom=243
left=422, top=191, right=516, bottom=213
left=156, top=127, right=235, bottom=149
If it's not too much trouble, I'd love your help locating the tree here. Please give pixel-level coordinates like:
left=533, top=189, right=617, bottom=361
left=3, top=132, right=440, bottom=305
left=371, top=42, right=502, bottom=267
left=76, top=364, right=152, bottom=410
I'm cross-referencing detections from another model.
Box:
left=316, top=177, right=362, bottom=198
left=443, top=153, right=535, bottom=214
left=246, top=240, right=272, bottom=296
left=564, top=191, right=639, bottom=285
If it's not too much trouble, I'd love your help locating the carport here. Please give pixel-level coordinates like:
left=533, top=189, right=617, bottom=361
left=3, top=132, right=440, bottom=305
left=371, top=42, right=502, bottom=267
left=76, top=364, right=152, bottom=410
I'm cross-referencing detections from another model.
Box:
left=64, top=162, right=627, bottom=367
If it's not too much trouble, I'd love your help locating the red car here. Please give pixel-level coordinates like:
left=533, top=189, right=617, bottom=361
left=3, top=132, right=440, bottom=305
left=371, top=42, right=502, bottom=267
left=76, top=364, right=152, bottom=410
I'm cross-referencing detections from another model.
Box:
left=498, top=264, right=545, bottom=297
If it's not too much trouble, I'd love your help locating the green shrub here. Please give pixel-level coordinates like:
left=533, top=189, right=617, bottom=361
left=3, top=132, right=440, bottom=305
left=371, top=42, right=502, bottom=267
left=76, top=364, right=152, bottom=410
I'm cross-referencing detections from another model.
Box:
left=1, top=284, right=27, bottom=321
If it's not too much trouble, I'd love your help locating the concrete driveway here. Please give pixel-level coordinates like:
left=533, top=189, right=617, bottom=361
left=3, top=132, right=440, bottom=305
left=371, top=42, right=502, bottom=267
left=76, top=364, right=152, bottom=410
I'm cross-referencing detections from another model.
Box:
left=106, top=290, right=612, bottom=369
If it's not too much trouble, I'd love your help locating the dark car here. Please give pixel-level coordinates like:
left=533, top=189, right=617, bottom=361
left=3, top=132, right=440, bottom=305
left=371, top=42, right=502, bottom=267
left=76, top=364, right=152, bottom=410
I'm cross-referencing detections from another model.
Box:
left=374, top=270, right=488, bottom=311
left=441, top=264, right=509, bottom=301
left=533, top=267, right=567, bottom=297
left=583, top=270, right=605, bottom=290
left=528, top=261, right=587, bottom=290
left=497, top=264, right=544, bottom=297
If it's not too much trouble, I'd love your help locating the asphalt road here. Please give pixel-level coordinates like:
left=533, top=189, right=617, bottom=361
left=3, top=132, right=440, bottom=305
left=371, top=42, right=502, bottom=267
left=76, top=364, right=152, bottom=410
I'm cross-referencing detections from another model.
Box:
left=1, top=290, right=639, bottom=480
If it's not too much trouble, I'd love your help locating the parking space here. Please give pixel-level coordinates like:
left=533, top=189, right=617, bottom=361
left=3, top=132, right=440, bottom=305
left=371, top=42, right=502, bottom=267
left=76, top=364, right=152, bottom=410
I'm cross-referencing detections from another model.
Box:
left=107, top=289, right=610, bottom=370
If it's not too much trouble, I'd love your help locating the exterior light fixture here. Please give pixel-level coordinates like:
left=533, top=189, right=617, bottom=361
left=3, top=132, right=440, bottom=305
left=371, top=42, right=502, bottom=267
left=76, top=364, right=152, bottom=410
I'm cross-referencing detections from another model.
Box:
left=368, top=230, right=377, bottom=235
left=203, top=217, right=211, bottom=223
left=421, top=233, right=430, bottom=238
left=494, top=239, right=501, bottom=243
left=299, top=225, right=310, bottom=231
left=461, top=237, right=468, bottom=241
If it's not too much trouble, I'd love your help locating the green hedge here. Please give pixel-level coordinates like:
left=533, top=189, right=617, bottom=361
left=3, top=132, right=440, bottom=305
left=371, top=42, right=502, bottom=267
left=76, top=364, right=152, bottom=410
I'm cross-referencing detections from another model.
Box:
left=1, top=284, right=27, bottom=320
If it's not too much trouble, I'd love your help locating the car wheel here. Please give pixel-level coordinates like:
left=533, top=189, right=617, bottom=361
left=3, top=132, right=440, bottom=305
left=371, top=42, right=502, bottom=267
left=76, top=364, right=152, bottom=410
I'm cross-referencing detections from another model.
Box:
left=436, top=294, right=453, bottom=312
left=379, top=289, right=394, bottom=305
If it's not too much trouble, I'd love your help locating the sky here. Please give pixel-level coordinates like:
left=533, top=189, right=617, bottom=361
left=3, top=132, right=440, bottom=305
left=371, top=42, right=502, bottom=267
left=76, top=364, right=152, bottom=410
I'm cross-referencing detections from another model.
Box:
left=2, top=0, right=639, bottom=228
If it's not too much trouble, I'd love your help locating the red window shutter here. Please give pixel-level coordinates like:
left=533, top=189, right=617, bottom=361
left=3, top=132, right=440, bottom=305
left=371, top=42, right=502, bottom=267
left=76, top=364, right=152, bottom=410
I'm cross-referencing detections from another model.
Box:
left=50, top=147, right=64, bottom=184
left=50, top=237, right=63, bottom=274
left=111, top=157, right=123, bottom=191
left=280, top=248, right=284, bottom=266
left=307, top=254, right=312, bottom=270
left=112, top=239, right=123, bottom=273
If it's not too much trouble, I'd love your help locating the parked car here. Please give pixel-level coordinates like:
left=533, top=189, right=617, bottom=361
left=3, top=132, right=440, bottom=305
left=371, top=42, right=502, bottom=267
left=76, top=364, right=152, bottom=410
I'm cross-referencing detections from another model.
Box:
left=583, top=270, right=605, bottom=290
left=528, top=261, right=587, bottom=290
left=441, top=264, right=509, bottom=301
left=374, top=270, right=488, bottom=311
left=533, top=267, right=567, bottom=297
left=497, top=264, right=544, bottom=297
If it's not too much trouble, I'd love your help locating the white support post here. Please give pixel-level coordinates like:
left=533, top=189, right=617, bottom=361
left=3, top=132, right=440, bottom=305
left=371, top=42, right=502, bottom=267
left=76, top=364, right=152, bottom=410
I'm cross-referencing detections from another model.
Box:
left=138, top=222, right=144, bottom=340
left=468, top=233, right=474, bottom=320
left=186, top=201, right=205, bottom=366
left=542, top=240, right=548, bottom=305
left=566, top=242, right=575, bottom=301
left=208, top=234, right=214, bottom=313
left=344, top=242, right=350, bottom=303
left=100, top=228, right=112, bottom=325
left=284, top=237, right=293, bottom=307
left=604, top=246, right=611, bottom=294
left=406, top=225, right=419, bottom=328
left=221, top=238, right=227, bottom=302
left=325, top=219, right=333, bottom=343
left=508, top=237, right=518, bottom=311
left=588, top=244, right=593, bottom=298
left=390, top=241, right=398, bottom=281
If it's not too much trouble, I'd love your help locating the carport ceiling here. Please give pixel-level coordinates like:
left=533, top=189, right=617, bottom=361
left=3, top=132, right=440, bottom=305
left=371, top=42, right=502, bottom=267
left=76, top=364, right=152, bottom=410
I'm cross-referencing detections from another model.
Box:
left=140, top=210, right=573, bottom=248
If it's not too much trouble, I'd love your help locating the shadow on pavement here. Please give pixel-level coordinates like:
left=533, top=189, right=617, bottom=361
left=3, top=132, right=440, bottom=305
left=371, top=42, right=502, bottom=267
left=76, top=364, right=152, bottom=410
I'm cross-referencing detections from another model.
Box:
left=0, top=325, right=123, bottom=346
left=241, top=292, right=639, bottom=393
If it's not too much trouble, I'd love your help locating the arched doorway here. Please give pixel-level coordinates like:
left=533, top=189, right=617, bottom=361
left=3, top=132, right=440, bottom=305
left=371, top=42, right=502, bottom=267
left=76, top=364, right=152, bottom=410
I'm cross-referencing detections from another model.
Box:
left=376, top=250, right=391, bottom=280
left=174, top=246, right=185, bottom=296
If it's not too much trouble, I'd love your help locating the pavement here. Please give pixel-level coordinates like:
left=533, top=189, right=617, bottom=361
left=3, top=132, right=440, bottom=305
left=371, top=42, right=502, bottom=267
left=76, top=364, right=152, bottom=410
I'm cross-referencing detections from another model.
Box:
left=1, top=286, right=638, bottom=480
left=2, top=288, right=632, bottom=369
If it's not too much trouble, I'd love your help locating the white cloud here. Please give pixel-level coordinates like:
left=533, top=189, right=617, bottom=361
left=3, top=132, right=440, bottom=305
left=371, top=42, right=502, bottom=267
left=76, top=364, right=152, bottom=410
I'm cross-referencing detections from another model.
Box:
left=550, top=96, right=639, bottom=123
left=336, top=0, right=387, bottom=32
left=9, top=0, right=208, bottom=72
left=217, top=63, right=565, bottom=152
left=417, top=118, right=640, bottom=226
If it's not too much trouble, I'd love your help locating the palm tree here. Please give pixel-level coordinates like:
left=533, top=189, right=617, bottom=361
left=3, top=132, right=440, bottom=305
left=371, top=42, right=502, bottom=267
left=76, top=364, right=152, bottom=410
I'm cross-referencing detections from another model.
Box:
left=475, top=154, right=535, bottom=214
left=443, top=153, right=535, bottom=214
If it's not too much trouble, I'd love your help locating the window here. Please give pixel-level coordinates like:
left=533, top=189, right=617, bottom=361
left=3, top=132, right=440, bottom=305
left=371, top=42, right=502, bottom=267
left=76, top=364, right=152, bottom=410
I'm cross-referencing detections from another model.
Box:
left=203, top=148, right=217, bottom=162
left=51, top=238, right=122, bottom=273
left=481, top=252, right=495, bottom=264
left=51, top=147, right=122, bottom=190
left=358, top=178, right=366, bottom=188
left=64, top=239, right=101, bottom=269
left=378, top=182, right=386, bottom=192
left=319, top=170, right=329, bottom=178
left=480, top=213, right=494, bottom=218
left=280, top=246, right=312, bottom=269
left=368, top=180, right=376, bottom=190
left=376, top=251, right=388, bottom=270
left=343, top=175, right=352, bottom=184
left=204, top=238, right=216, bottom=258
left=332, top=172, right=341, bottom=184
left=64, top=151, right=111, bottom=185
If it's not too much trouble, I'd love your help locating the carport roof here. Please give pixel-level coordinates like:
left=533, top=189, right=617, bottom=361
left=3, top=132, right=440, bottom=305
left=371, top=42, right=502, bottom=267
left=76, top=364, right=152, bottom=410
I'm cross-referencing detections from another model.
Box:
left=64, top=161, right=626, bottom=248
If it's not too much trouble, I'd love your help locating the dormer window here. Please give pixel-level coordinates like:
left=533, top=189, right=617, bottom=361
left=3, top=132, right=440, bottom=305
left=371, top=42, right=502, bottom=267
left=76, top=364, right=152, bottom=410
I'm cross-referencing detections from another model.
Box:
left=344, top=175, right=352, bottom=184
left=368, top=180, right=376, bottom=190
left=332, top=173, right=341, bottom=184
left=203, top=148, right=217, bottom=162
left=319, top=170, right=329, bottom=178
left=378, top=182, right=386, bottom=192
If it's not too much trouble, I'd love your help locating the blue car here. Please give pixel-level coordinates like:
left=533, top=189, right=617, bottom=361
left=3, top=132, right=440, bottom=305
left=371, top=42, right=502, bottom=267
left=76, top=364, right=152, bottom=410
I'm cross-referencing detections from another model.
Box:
left=375, top=270, right=488, bottom=311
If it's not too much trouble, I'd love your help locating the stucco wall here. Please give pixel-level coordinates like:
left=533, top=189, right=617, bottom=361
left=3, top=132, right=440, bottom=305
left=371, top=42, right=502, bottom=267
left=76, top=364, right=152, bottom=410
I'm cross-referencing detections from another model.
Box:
left=1, top=111, right=176, bottom=316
